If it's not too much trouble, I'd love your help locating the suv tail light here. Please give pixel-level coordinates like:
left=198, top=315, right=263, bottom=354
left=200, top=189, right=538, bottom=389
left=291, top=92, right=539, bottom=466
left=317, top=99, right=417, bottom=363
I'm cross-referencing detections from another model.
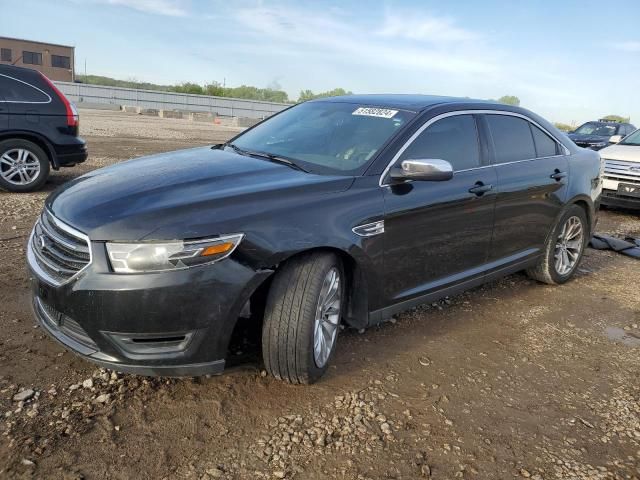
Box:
left=38, top=72, right=79, bottom=127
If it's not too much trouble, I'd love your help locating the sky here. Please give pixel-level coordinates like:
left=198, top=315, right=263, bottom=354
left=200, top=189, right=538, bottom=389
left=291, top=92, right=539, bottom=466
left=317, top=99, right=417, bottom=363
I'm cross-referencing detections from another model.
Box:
left=1, top=0, right=639, bottom=125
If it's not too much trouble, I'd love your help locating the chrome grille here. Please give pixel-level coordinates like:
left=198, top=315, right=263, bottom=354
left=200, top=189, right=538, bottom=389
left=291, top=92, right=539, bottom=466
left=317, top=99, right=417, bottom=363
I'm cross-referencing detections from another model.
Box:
left=29, top=211, right=91, bottom=285
left=603, top=159, right=640, bottom=186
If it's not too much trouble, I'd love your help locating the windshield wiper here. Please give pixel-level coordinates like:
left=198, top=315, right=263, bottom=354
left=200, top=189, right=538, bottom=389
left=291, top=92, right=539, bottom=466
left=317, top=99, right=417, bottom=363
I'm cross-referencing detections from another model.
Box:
left=224, top=143, right=308, bottom=172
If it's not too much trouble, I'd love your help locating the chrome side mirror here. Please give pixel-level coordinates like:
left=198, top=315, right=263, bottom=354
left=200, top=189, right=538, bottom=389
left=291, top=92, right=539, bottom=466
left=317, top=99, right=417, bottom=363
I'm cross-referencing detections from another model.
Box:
left=390, top=159, right=454, bottom=182
left=609, top=135, right=623, bottom=144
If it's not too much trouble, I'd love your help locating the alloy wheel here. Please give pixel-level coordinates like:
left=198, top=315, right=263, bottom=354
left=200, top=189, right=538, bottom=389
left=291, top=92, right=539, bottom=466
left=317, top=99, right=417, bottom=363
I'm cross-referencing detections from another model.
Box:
left=554, top=215, right=584, bottom=276
left=313, top=267, right=341, bottom=368
left=0, top=149, right=41, bottom=186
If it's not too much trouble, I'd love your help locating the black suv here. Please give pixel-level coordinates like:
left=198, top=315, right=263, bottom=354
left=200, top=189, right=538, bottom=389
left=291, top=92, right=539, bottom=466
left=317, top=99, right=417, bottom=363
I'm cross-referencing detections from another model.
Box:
left=0, top=64, right=87, bottom=192
left=568, top=119, right=636, bottom=150
left=27, top=95, right=601, bottom=384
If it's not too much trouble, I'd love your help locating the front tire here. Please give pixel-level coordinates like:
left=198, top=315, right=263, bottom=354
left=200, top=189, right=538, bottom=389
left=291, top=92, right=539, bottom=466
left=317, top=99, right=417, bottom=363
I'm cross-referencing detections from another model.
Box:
left=0, top=139, right=50, bottom=192
left=262, top=252, right=344, bottom=384
left=526, top=205, right=588, bottom=285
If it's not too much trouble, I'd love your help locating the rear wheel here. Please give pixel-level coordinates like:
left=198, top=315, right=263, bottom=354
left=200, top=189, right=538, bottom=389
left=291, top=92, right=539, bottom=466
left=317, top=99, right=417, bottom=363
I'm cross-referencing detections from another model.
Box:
left=526, top=205, right=588, bottom=285
left=262, top=252, right=344, bottom=384
left=0, top=139, right=50, bottom=192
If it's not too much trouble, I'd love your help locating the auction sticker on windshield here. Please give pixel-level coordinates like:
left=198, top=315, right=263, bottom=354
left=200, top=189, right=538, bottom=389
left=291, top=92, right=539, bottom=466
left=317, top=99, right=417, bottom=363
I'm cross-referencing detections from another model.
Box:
left=352, top=107, right=398, bottom=119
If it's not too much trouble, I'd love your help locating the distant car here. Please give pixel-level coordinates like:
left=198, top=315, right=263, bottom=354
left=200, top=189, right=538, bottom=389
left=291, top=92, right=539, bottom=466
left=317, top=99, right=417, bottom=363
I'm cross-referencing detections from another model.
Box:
left=27, top=95, right=601, bottom=383
left=568, top=119, right=636, bottom=150
left=599, top=128, right=640, bottom=209
left=0, top=64, right=87, bottom=192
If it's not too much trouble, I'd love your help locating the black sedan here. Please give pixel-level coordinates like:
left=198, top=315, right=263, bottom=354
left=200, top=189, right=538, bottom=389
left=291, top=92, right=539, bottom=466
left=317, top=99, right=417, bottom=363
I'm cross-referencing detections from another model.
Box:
left=27, top=95, right=602, bottom=383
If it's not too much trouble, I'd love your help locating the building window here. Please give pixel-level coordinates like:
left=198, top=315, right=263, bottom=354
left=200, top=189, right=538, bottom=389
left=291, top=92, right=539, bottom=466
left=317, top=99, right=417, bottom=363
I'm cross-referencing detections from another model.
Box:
left=1, top=48, right=11, bottom=62
left=23, top=51, right=42, bottom=65
left=51, top=55, right=71, bottom=69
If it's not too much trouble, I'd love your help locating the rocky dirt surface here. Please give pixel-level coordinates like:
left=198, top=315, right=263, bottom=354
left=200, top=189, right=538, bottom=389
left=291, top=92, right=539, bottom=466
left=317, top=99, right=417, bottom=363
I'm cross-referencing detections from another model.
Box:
left=1, top=110, right=639, bottom=479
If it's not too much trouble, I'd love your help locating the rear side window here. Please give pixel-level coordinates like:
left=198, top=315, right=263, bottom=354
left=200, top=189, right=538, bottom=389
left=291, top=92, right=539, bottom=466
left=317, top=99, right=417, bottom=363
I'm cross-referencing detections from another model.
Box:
left=486, top=115, right=536, bottom=163
left=399, top=114, right=481, bottom=171
left=0, top=74, right=51, bottom=103
left=530, top=124, right=559, bottom=157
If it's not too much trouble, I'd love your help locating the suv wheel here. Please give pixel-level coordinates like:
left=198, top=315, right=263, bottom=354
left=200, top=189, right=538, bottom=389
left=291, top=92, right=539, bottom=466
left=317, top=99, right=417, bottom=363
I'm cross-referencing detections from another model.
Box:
left=262, top=252, right=344, bottom=384
left=0, top=139, right=50, bottom=192
left=526, top=205, right=588, bottom=285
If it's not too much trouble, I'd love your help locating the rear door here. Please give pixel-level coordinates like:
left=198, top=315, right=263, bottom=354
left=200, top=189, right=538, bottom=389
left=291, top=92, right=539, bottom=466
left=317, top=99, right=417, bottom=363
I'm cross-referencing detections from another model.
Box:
left=484, top=113, right=569, bottom=262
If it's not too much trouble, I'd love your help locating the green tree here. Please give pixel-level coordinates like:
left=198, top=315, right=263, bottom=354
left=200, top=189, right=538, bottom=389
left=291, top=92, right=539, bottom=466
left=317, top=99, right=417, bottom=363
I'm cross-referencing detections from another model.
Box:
left=601, top=115, right=630, bottom=123
left=297, top=88, right=352, bottom=103
left=204, top=81, right=225, bottom=97
left=497, top=95, right=520, bottom=106
left=554, top=122, right=574, bottom=132
left=170, top=82, right=204, bottom=95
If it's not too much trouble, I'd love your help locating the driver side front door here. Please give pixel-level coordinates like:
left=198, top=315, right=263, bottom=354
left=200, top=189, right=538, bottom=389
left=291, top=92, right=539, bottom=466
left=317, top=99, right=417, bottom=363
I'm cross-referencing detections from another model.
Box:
left=380, top=113, right=497, bottom=311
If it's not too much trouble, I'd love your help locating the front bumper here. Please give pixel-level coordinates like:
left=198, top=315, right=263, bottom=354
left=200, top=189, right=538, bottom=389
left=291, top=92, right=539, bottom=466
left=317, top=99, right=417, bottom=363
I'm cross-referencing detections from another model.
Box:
left=27, top=237, right=271, bottom=376
left=601, top=188, right=640, bottom=210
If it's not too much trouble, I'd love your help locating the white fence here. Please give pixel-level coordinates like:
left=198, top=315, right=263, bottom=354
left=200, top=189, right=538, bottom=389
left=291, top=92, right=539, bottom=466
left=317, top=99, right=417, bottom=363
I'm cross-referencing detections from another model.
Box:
left=54, top=82, right=291, bottom=119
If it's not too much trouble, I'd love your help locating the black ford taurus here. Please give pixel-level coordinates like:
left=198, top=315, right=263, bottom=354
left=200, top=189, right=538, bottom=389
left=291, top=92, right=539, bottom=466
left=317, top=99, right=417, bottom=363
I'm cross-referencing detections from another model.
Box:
left=27, top=95, right=602, bottom=383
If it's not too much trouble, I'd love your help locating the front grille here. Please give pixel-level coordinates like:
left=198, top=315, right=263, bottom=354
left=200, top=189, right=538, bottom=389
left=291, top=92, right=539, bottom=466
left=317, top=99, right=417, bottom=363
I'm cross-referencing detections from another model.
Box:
left=603, top=159, right=640, bottom=186
left=35, top=297, right=97, bottom=349
left=30, top=211, right=91, bottom=285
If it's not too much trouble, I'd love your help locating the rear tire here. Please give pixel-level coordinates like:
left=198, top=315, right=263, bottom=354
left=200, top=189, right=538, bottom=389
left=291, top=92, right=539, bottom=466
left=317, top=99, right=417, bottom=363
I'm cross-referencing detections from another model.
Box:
left=526, top=205, right=588, bottom=285
left=0, top=139, right=50, bottom=192
left=262, top=252, right=344, bottom=384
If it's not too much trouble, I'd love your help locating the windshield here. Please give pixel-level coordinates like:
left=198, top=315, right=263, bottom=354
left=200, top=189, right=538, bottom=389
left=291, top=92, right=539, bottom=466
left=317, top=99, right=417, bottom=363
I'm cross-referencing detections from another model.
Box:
left=229, top=102, right=415, bottom=175
left=574, top=122, right=619, bottom=136
left=620, top=129, right=640, bottom=146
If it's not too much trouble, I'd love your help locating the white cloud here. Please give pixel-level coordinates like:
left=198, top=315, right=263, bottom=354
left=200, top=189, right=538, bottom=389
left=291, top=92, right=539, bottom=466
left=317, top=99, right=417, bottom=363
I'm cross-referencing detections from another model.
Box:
left=96, top=0, right=189, bottom=16
left=233, top=6, right=497, bottom=75
left=377, top=13, right=479, bottom=43
left=611, top=41, right=640, bottom=53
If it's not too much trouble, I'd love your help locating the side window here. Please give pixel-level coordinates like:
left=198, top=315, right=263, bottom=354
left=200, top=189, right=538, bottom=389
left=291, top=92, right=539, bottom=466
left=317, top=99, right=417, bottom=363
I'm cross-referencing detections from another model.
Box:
left=0, top=75, right=50, bottom=103
left=486, top=115, right=536, bottom=163
left=399, top=115, right=481, bottom=171
left=530, top=124, right=559, bottom=157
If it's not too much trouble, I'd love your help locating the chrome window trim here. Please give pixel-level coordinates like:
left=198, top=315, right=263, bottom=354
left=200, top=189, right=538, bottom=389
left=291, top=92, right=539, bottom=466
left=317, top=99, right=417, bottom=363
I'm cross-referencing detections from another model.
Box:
left=0, top=73, right=52, bottom=104
left=27, top=210, right=93, bottom=287
left=379, top=110, right=570, bottom=187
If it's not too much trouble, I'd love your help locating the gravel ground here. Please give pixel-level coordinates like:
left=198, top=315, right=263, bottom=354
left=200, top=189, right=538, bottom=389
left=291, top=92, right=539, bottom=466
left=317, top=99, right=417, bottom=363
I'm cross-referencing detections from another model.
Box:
left=1, top=109, right=639, bottom=479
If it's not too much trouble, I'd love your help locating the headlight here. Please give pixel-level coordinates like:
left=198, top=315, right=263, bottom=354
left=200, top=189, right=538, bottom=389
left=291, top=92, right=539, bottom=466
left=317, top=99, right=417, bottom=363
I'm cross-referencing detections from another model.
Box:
left=106, top=234, right=244, bottom=273
left=591, top=142, right=607, bottom=149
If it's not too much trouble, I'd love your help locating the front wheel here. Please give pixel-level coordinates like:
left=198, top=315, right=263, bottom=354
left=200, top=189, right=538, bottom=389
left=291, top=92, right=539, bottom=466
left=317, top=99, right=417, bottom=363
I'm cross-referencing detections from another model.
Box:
left=262, top=252, right=344, bottom=384
left=526, top=205, right=588, bottom=285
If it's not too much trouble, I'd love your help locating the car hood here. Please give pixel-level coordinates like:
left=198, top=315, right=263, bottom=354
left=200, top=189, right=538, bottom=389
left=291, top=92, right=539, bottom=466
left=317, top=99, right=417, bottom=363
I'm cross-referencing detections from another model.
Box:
left=47, top=147, right=354, bottom=241
left=568, top=133, right=610, bottom=143
left=599, top=144, right=640, bottom=162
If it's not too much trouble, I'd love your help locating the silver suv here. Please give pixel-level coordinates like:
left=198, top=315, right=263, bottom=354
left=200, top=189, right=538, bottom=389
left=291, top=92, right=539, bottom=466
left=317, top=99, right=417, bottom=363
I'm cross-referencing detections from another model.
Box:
left=600, top=128, right=640, bottom=209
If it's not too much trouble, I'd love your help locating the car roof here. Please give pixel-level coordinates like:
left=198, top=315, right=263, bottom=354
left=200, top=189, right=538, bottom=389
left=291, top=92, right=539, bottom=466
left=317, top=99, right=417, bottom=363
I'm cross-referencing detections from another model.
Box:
left=0, top=63, right=42, bottom=78
left=310, top=94, right=496, bottom=112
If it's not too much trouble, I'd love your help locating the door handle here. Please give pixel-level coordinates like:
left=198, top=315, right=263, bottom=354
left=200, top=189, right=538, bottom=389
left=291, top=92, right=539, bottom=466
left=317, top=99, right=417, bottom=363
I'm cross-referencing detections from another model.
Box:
left=550, top=169, right=567, bottom=181
left=468, top=182, right=493, bottom=196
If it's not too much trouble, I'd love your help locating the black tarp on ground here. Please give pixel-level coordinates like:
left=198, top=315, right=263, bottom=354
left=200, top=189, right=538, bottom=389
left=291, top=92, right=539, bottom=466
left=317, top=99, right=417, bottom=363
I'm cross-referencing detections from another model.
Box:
left=590, top=234, right=640, bottom=259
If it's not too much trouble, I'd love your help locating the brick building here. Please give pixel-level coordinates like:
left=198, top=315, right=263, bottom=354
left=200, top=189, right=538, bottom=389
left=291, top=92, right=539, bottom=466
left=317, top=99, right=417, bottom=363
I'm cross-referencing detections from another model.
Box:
left=0, top=36, right=75, bottom=82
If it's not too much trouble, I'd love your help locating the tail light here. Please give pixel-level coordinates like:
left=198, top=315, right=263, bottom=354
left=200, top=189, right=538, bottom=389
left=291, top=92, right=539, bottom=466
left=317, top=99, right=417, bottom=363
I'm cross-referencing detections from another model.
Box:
left=38, top=72, right=79, bottom=127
